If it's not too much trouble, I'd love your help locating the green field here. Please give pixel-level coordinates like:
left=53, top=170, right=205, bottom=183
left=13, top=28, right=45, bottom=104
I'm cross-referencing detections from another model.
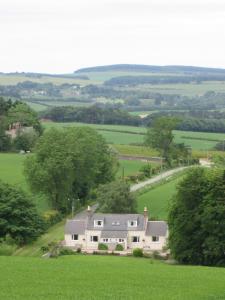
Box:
left=0, top=74, right=96, bottom=86
left=0, top=153, right=49, bottom=212
left=1, top=256, right=225, bottom=300
left=137, top=176, right=183, bottom=220
left=117, top=159, right=149, bottom=178
left=0, top=153, right=27, bottom=190
left=43, top=121, right=225, bottom=150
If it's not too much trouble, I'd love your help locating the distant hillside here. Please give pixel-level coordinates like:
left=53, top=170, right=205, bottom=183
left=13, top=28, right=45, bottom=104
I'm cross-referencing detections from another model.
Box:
left=75, top=64, right=225, bottom=75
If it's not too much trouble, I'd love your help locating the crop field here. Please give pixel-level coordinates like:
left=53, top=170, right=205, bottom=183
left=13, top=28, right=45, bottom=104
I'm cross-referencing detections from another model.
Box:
left=128, top=81, right=225, bottom=96
left=1, top=256, right=225, bottom=300
left=137, top=176, right=183, bottom=220
left=43, top=121, right=225, bottom=150
left=0, top=74, right=96, bottom=86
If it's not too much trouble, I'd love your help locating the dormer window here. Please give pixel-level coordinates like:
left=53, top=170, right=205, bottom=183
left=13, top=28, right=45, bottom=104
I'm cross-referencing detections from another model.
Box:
left=128, top=220, right=137, bottom=227
left=94, top=220, right=104, bottom=227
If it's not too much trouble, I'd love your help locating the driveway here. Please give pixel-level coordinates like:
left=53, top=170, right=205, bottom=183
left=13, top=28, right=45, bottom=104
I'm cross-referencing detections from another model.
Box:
left=130, top=166, right=188, bottom=192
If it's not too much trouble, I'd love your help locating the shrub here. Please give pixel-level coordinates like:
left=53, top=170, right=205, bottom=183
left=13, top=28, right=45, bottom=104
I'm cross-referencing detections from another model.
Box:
left=98, top=243, right=108, bottom=250
left=133, top=248, right=143, bottom=257
left=43, top=210, right=62, bottom=228
left=0, top=243, right=17, bottom=256
left=40, top=246, right=49, bottom=253
left=152, top=250, right=161, bottom=259
left=76, top=247, right=81, bottom=253
left=115, top=244, right=124, bottom=251
left=48, top=241, right=60, bottom=258
left=59, top=248, right=75, bottom=256
left=140, top=164, right=152, bottom=177
left=136, top=172, right=146, bottom=181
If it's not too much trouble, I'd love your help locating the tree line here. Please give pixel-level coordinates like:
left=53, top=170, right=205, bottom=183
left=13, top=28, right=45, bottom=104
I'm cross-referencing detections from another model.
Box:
left=40, top=105, right=141, bottom=126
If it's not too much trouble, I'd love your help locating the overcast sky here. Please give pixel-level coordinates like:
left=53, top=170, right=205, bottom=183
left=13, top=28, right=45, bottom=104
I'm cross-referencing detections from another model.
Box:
left=1, top=0, right=225, bottom=73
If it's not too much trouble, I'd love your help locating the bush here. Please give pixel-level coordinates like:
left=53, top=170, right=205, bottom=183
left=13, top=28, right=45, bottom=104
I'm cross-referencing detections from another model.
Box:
left=136, top=172, right=146, bottom=181
left=98, top=243, right=108, bottom=250
left=77, top=247, right=81, bottom=253
left=152, top=250, right=161, bottom=259
left=59, top=248, right=75, bottom=256
left=133, top=248, right=143, bottom=257
left=43, top=210, right=62, bottom=228
left=40, top=246, right=49, bottom=253
left=0, top=243, right=17, bottom=256
left=115, top=244, right=124, bottom=251
left=140, top=164, right=152, bottom=177
left=48, top=241, right=60, bottom=258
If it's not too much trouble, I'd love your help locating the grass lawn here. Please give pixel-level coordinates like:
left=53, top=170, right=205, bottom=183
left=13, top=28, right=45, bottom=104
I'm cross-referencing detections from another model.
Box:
left=137, top=176, right=183, bottom=220
left=1, top=256, right=225, bottom=300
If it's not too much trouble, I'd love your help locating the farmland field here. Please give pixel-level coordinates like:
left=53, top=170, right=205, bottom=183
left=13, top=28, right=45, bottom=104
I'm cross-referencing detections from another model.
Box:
left=137, top=176, right=183, bottom=220
left=43, top=121, right=225, bottom=150
left=1, top=256, right=225, bottom=300
left=117, top=159, right=149, bottom=178
left=0, top=74, right=96, bottom=86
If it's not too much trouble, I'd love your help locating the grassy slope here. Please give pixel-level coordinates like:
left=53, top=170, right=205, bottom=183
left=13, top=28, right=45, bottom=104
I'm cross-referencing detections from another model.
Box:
left=13, top=219, right=65, bottom=257
left=0, top=153, right=49, bottom=212
left=1, top=256, right=225, bottom=300
left=137, top=176, right=182, bottom=220
left=0, top=153, right=27, bottom=190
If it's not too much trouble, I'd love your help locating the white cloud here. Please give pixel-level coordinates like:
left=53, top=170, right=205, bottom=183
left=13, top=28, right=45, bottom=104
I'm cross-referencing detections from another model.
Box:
left=0, top=0, right=225, bottom=72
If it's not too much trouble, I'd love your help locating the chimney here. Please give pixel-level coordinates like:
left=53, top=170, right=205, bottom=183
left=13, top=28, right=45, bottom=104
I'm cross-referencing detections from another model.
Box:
left=144, top=207, right=148, bottom=230
left=87, top=205, right=92, bottom=219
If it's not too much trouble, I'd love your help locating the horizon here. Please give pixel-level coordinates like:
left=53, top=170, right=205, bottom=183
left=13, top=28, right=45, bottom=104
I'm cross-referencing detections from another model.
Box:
left=2, top=63, right=225, bottom=75
left=1, top=0, right=225, bottom=73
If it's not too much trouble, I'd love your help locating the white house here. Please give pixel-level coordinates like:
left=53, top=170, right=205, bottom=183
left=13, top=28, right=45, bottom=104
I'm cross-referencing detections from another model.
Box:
left=64, top=207, right=168, bottom=252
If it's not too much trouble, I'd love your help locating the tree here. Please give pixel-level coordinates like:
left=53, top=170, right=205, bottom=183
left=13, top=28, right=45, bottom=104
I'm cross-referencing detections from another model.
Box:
left=0, top=181, right=45, bottom=244
left=7, top=103, right=43, bottom=134
left=97, top=181, right=137, bottom=213
left=13, top=130, right=38, bottom=151
left=0, top=123, right=11, bottom=151
left=168, top=167, right=225, bottom=266
left=24, top=127, right=116, bottom=212
left=145, top=117, right=180, bottom=165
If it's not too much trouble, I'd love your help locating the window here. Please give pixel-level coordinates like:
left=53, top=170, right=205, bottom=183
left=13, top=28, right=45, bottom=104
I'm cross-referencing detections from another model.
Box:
left=119, top=239, right=124, bottom=243
left=132, top=236, right=140, bottom=243
left=72, top=234, right=78, bottom=241
left=94, top=220, right=103, bottom=227
left=90, top=236, right=98, bottom=242
left=152, top=236, right=159, bottom=242
left=103, top=238, right=108, bottom=243
left=128, top=220, right=137, bottom=227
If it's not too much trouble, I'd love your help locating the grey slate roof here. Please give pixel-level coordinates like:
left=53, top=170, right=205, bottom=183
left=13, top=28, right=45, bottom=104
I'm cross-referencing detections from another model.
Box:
left=86, top=213, right=145, bottom=231
left=65, top=213, right=168, bottom=237
left=65, top=219, right=86, bottom=234
left=101, top=231, right=127, bottom=238
left=146, top=221, right=167, bottom=237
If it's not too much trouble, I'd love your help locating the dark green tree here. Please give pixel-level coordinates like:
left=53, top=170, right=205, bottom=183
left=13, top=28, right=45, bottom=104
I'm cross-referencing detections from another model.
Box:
left=13, top=130, right=38, bottom=151
left=97, top=180, right=137, bottom=213
left=145, top=117, right=180, bottom=165
left=24, top=127, right=116, bottom=212
left=0, top=181, right=45, bottom=244
left=168, top=167, right=225, bottom=266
